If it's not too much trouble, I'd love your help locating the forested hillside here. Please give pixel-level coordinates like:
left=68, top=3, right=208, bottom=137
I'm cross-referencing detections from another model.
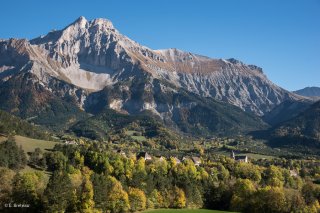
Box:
left=0, top=110, right=50, bottom=140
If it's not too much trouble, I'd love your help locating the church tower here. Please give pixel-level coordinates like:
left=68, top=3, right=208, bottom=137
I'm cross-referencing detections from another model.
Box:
left=231, top=151, right=235, bottom=159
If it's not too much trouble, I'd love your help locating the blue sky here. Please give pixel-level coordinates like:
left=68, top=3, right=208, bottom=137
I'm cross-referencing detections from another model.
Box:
left=1, top=0, right=319, bottom=90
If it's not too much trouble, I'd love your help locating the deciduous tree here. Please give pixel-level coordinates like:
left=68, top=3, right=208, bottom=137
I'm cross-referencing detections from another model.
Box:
left=128, top=187, right=146, bottom=212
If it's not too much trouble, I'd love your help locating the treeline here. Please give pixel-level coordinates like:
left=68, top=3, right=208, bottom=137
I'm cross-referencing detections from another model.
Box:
left=1, top=141, right=320, bottom=212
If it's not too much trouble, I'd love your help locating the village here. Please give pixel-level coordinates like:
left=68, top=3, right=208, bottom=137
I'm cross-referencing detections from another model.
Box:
left=116, top=149, right=249, bottom=166
left=63, top=137, right=250, bottom=167
left=61, top=138, right=307, bottom=180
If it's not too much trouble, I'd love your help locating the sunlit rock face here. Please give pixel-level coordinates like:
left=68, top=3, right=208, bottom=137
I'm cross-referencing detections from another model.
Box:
left=0, top=16, right=305, bottom=118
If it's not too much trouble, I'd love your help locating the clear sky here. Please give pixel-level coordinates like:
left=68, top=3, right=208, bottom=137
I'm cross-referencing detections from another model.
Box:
left=1, top=0, right=319, bottom=91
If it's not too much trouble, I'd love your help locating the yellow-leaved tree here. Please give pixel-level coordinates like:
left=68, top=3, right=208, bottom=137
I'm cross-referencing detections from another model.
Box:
left=106, top=176, right=130, bottom=213
left=128, top=187, right=146, bottom=212
left=172, top=187, right=186, bottom=208
left=79, top=167, right=95, bottom=212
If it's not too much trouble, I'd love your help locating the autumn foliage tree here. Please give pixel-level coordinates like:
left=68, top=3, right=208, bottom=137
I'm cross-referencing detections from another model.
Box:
left=105, top=176, right=130, bottom=213
left=2, top=138, right=320, bottom=213
left=172, top=187, right=186, bottom=208
left=79, top=167, right=95, bottom=212
left=128, top=187, right=146, bottom=212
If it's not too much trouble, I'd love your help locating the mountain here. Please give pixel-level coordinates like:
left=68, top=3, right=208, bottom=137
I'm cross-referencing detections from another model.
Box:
left=0, top=109, right=50, bottom=140
left=0, top=16, right=305, bottom=136
left=269, top=101, right=320, bottom=148
left=294, top=87, right=320, bottom=98
left=29, top=16, right=303, bottom=115
left=272, top=100, right=320, bottom=139
left=0, top=66, right=88, bottom=131
left=262, top=99, right=313, bottom=126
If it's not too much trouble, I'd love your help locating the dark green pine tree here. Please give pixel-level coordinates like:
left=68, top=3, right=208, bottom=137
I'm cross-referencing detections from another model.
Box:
left=43, top=171, right=73, bottom=212
left=0, top=136, right=27, bottom=169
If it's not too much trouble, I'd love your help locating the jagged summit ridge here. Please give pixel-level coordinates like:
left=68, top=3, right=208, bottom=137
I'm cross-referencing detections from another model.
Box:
left=35, top=16, right=115, bottom=41
left=0, top=16, right=304, bottom=116
left=71, top=16, right=88, bottom=28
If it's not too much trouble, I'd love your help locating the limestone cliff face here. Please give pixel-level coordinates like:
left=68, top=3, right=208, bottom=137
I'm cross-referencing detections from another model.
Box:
left=0, top=16, right=305, bottom=125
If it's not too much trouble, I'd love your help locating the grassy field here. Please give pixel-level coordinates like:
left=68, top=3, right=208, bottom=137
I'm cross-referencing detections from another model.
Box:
left=209, top=148, right=275, bottom=160
left=131, top=135, right=147, bottom=142
left=0, top=135, right=60, bottom=178
left=14, top=135, right=59, bottom=153
left=143, top=209, right=236, bottom=213
left=244, top=152, right=274, bottom=160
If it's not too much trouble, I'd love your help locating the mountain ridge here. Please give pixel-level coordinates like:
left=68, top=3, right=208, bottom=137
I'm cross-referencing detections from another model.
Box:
left=268, top=101, right=320, bottom=149
left=293, top=86, right=320, bottom=98
left=0, top=16, right=309, bottom=136
left=26, top=16, right=305, bottom=115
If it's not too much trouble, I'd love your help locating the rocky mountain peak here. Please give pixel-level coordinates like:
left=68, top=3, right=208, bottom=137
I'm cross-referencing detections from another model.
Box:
left=226, top=58, right=244, bottom=65
left=62, top=16, right=115, bottom=35
left=90, top=17, right=114, bottom=29
left=31, top=17, right=116, bottom=46
left=248, top=65, right=263, bottom=73
left=0, top=16, right=308, bottom=117
left=71, top=16, right=88, bottom=28
left=59, top=16, right=116, bottom=40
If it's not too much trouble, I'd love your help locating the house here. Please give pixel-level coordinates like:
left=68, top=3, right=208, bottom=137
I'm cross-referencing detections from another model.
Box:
left=156, top=156, right=166, bottom=161
left=64, top=140, right=77, bottom=145
left=290, top=170, right=298, bottom=177
left=159, top=156, right=167, bottom=161
left=116, top=150, right=127, bottom=157
left=181, top=156, right=201, bottom=166
left=137, top=152, right=152, bottom=161
left=173, top=157, right=181, bottom=164
left=231, top=151, right=248, bottom=163
left=191, top=157, right=201, bottom=166
left=234, top=155, right=248, bottom=163
left=182, top=156, right=190, bottom=162
left=170, top=157, right=181, bottom=164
